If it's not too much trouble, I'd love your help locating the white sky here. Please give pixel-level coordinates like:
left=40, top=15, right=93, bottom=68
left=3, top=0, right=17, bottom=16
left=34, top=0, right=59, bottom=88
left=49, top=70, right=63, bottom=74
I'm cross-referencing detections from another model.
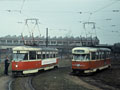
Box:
left=0, top=0, right=120, bottom=45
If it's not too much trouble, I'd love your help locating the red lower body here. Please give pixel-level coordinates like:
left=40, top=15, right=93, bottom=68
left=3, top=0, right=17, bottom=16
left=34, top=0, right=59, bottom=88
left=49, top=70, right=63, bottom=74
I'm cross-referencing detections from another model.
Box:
left=72, top=59, right=111, bottom=73
left=12, top=59, right=58, bottom=75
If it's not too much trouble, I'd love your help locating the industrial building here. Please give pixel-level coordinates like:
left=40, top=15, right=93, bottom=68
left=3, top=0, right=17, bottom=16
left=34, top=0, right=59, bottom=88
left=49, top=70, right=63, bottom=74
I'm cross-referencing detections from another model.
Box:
left=0, top=35, right=99, bottom=62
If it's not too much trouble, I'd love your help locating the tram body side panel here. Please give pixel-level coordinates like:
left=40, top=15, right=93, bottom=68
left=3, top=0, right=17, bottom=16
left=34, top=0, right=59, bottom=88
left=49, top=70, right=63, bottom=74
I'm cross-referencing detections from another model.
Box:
left=72, top=58, right=111, bottom=72
left=12, top=58, right=58, bottom=75
left=12, top=60, right=42, bottom=71
left=89, top=60, right=104, bottom=69
left=72, top=60, right=103, bottom=70
left=106, top=58, right=111, bottom=65
left=72, top=61, right=90, bottom=70
left=89, top=58, right=111, bottom=69
left=41, top=58, right=58, bottom=70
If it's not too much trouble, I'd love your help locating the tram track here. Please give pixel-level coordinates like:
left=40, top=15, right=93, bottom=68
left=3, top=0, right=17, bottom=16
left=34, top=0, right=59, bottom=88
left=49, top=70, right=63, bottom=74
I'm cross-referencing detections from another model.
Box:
left=9, top=57, right=120, bottom=90
left=9, top=59, right=71, bottom=90
left=5, top=56, right=120, bottom=90
left=8, top=79, right=14, bottom=90
left=10, top=76, right=35, bottom=90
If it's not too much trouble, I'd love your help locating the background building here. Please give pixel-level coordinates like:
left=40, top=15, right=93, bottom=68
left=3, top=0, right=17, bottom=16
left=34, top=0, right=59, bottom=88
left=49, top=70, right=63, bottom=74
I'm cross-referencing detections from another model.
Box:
left=0, top=35, right=99, bottom=62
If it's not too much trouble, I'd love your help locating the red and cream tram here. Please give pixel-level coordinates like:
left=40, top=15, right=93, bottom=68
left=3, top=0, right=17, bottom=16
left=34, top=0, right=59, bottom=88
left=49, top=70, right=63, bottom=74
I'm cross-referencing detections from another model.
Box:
left=72, top=47, right=111, bottom=74
left=12, top=46, right=58, bottom=76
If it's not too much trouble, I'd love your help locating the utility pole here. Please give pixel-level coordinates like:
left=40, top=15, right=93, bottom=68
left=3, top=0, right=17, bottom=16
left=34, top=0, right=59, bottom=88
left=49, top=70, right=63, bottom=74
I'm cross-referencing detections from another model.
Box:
left=21, top=33, right=25, bottom=45
left=46, top=28, right=48, bottom=47
left=80, top=35, right=83, bottom=46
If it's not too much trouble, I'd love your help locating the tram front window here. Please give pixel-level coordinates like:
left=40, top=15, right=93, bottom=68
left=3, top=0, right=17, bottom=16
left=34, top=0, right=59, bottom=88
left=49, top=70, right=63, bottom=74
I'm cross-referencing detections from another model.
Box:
left=73, top=54, right=90, bottom=61
left=13, top=53, right=28, bottom=61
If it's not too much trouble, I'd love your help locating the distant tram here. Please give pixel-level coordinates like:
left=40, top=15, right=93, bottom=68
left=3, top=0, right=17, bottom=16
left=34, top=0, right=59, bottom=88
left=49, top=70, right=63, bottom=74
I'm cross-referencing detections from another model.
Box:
left=72, top=47, right=111, bottom=74
left=12, top=46, right=58, bottom=76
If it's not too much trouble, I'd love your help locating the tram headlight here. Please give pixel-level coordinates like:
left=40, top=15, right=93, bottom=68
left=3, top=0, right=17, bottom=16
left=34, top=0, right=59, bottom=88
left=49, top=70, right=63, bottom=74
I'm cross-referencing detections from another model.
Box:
left=15, top=65, right=18, bottom=68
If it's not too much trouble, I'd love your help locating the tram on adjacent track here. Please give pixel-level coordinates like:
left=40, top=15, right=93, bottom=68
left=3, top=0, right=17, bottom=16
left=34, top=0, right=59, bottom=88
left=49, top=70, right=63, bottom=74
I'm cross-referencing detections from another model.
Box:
left=72, top=47, right=111, bottom=74
left=12, top=46, right=58, bottom=76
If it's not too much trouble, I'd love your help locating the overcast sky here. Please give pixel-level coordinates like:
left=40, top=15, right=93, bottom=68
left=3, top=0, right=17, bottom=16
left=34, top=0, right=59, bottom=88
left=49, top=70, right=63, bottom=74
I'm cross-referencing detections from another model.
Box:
left=0, top=0, right=120, bottom=45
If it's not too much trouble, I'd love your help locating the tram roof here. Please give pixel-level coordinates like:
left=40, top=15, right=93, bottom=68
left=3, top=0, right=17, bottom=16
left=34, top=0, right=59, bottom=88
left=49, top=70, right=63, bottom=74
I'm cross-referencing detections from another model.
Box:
left=72, top=47, right=111, bottom=54
left=13, top=46, right=58, bottom=51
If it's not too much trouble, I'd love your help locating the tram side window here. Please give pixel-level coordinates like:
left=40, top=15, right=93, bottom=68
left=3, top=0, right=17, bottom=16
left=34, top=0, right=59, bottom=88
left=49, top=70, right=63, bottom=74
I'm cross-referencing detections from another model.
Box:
left=29, top=51, right=36, bottom=60
left=42, top=54, right=45, bottom=59
left=96, top=52, right=99, bottom=60
left=91, top=52, right=96, bottom=60
left=50, top=52, right=54, bottom=58
left=100, top=52, right=103, bottom=59
left=53, top=52, right=57, bottom=58
left=99, top=52, right=102, bottom=59
left=106, top=52, right=108, bottom=58
left=51, top=54, right=53, bottom=58
left=86, top=54, right=90, bottom=60
left=46, top=54, right=49, bottom=58
left=56, top=52, right=58, bottom=57
left=56, top=54, right=58, bottom=57
left=49, top=53, right=53, bottom=58
left=108, top=51, right=110, bottom=58
left=53, top=54, right=56, bottom=58
left=23, top=53, right=28, bottom=60
left=37, top=54, right=42, bottom=59
left=106, top=52, right=110, bottom=58
left=103, top=52, right=106, bottom=59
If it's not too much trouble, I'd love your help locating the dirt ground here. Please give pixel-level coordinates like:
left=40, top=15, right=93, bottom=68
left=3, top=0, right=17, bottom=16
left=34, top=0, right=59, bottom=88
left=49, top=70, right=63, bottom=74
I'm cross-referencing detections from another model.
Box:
left=32, top=56, right=120, bottom=90
left=81, top=56, right=120, bottom=90
left=0, top=63, right=12, bottom=90
left=0, top=75, right=12, bottom=90
left=12, top=59, right=95, bottom=90
left=7, top=55, right=120, bottom=90
left=32, top=59, right=101, bottom=90
left=32, top=67, right=90, bottom=90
